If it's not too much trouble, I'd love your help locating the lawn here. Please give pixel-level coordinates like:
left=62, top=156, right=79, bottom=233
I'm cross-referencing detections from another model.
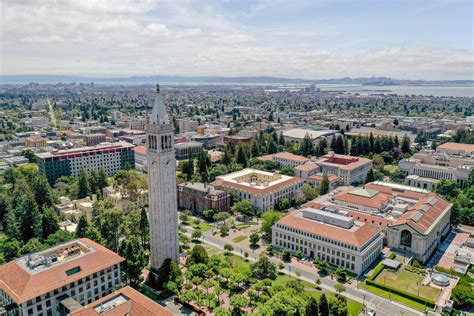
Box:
left=232, top=235, right=247, bottom=243
left=360, top=282, right=429, bottom=311
left=375, top=270, right=440, bottom=301
left=383, top=165, right=398, bottom=173
left=227, top=254, right=252, bottom=274
left=193, top=221, right=213, bottom=232
left=307, top=291, right=363, bottom=316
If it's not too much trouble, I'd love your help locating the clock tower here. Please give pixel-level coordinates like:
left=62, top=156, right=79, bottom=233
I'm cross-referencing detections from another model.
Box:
left=146, top=84, right=179, bottom=269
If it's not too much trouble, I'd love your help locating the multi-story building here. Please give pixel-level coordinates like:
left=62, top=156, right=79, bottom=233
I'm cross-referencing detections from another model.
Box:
left=191, top=134, right=221, bottom=149
left=177, top=119, right=198, bottom=133
left=177, top=182, right=231, bottom=213
left=83, top=134, right=106, bottom=146
left=55, top=195, right=97, bottom=223
left=272, top=207, right=383, bottom=275
left=212, top=168, right=304, bottom=212
left=294, top=162, right=320, bottom=179
left=282, top=128, right=339, bottom=145
left=69, top=286, right=172, bottom=316
left=175, top=141, right=204, bottom=160
left=0, top=239, right=124, bottom=316
left=399, top=142, right=474, bottom=189
left=25, top=136, right=47, bottom=148
left=133, top=146, right=147, bottom=172
left=304, top=181, right=452, bottom=263
left=307, top=173, right=340, bottom=189
left=316, top=153, right=372, bottom=185
left=37, top=142, right=135, bottom=184
left=267, top=152, right=309, bottom=168
left=103, top=186, right=148, bottom=213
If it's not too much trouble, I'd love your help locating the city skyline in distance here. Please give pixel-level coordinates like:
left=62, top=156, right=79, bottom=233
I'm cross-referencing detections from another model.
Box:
left=1, top=0, right=473, bottom=80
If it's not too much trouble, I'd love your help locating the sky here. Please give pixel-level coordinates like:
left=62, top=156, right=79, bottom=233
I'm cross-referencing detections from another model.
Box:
left=0, top=0, right=473, bottom=80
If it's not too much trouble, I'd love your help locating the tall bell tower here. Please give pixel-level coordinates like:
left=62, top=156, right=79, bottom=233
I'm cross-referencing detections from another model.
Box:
left=146, top=84, right=179, bottom=269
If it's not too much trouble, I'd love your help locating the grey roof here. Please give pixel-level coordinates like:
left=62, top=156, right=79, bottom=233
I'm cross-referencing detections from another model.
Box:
left=432, top=273, right=449, bottom=284
left=150, top=84, right=170, bottom=125
left=382, top=258, right=400, bottom=269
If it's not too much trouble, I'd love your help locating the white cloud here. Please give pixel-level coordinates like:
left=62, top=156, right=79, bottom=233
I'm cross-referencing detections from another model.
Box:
left=0, top=0, right=472, bottom=80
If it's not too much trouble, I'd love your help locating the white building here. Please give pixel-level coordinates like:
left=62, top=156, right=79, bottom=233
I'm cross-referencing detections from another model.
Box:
left=399, top=142, right=474, bottom=189
left=212, top=168, right=304, bottom=212
left=0, top=239, right=124, bottom=316
left=316, top=153, right=372, bottom=185
left=272, top=207, right=384, bottom=274
left=282, top=128, right=339, bottom=144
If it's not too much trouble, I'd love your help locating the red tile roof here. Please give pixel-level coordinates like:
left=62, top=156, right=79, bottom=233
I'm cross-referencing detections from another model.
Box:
left=273, top=152, right=309, bottom=164
left=212, top=176, right=303, bottom=197
left=295, top=162, right=320, bottom=172
left=332, top=187, right=391, bottom=209
left=133, top=146, right=147, bottom=156
left=69, top=286, right=173, bottom=316
left=391, top=193, right=451, bottom=234
left=278, top=211, right=381, bottom=247
left=437, top=142, right=474, bottom=153
left=319, top=154, right=372, bottom=171
left=308, top=174, right=339, bottom=182
left=0, top=238, right=124, bottom=304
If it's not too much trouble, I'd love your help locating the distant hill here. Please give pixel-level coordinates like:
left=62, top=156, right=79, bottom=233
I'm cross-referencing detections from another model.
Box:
left=0, top=74, right=472, bottom=86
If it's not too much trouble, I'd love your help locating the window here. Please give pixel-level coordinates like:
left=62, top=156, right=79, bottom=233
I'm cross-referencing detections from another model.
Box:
left=65, top=266, right=81, bottom=276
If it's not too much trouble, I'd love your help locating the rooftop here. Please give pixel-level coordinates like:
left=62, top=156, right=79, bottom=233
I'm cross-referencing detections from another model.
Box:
left=277, top=207, right=381, bottom=247
left=272, top=152, right=310, bottom=163
left=437, top=142, right=474, bottom=153
left=318, top=154, right=372, bottom=171
left=36, top=142, right=134, bottom=159
left=70, top=286, right=173, bottom=316
left=282, top=128, right=339, bottom=140
left=212, top=168, right=303, bottom=197
left=0, top=238, right=124, bottom=304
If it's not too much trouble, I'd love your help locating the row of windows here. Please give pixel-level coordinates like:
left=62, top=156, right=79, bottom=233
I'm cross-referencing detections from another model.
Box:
left=275, top=226, right=359, bottom=251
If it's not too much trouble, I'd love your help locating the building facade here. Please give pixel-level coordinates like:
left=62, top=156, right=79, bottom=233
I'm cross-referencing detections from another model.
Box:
left=177, top=182, right=231, bottom=213
left=212, top=168, right=304, bottom=212
left=398, top=143, right=474, bottom=189
left=0, top=239, right=124, bottom=316
left=272, top=207, right=384, bottom=275
left=316, top=154, right=372, bottom=185
left=175, top=141, right=203, bottom=160
left=37, top=142, right=135, bottom=184
left=146, top=84, right=180, bottom=269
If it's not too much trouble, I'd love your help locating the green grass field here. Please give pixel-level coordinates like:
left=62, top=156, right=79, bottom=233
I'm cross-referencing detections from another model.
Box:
left=376, top=270, right=440, bottom=301
left=232, top=235, right=247, bottom=243
left=193, top=222, right=213, bottom=232
left=383, top=165, right=398, bottom=173
left=360, top=282, right=429, bottom=311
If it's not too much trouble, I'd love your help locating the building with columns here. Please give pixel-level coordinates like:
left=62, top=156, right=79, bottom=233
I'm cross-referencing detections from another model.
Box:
left=146, top=85, right=179, bottom=269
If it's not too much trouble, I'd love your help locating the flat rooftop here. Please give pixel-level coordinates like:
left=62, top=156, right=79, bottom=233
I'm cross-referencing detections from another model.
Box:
left=0, top=238, right=124, bottom=304
left=36, top=141, right=134, bottom=159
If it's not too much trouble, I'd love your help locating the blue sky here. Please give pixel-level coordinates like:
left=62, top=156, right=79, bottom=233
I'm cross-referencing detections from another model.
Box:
left=1, top=0, right=473, bottom=79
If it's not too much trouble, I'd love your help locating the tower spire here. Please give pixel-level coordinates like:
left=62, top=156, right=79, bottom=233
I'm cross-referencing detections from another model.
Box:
left=150, top=83, right=169, bottom=125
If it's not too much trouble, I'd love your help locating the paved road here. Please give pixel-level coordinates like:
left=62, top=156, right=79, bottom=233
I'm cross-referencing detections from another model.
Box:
left=184, top=226, right=425, bottom=316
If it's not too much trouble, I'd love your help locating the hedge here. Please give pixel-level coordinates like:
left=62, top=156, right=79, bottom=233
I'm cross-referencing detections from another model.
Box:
left=365, top=279, right=435, bottom=309
left=388, top=253, right=396, bottom=260
left=369, top=264, right=385, bottom=281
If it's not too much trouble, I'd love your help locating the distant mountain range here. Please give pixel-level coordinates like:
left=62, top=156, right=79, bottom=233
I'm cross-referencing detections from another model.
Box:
left=1, top=74, right=472, bottom=85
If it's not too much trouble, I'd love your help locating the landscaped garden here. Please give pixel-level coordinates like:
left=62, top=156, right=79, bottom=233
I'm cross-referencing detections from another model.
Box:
left=361, top=254, right=438, bottom=311
left=150, top=244, right=363, bottom=315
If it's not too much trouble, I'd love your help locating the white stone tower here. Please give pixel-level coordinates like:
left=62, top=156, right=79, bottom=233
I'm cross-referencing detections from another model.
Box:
left=146, top=84, right=179, bottom=269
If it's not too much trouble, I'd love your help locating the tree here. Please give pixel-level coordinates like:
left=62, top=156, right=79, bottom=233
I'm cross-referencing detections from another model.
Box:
left=276, top=198, right=290, bottom=211
left=229, top=294, right=249, bottom=313
left=187, top=245, right=209, bottom=265
left=261, top=210, right=281, bottom=237
left=83, top=226, right=106, bottom=244
left=191, top=229, right=202, bottom=241
left=224, top=243, right=234, bottom=254
left=451, top=279, right=474, bottom=309
left=235, top=145, right=248, bottom=167
left=435, top=179, right=461, bottom=200
left=301, top=134, right=314, bottom=157
left=334, top=283, right=345, bottom=294
left=41, top=207, right=60, bottom=239
left=251, top=255, right=277, bottom=279
left=319, top=293, right=329, bottom=316
left=151, top=258, right=183, bottom=290
left=249, top=232, right=260, bottom=248
left=231, top=200, right=255, bottom=217
left=139, top=207, right=149, bottom=247
left=77, top=168, right=90, bottom=198
left=302, top=183, right=318, bottom=201
left=18, top=190, right=42, bottom=243
left=319, top=174, right=330, bottom=195
left=279, top=166, right=295, bottom=176
left=0, top=236, right=21, bottom=261
left=45, top=230, right=74, bottom=247
left=365, top=168, right=375, bottom=183
left=20, top=238, right=44, bottom=255
left=120, top=237, right=148, bottom=287
left=22, top=149, right=37, bottom=163
left=305, top=296, right=319, bottom=316
left=76, top=215, right=89, bottom=238
left=281, top=249, right=291, bottom=262
left=5, top=208, right=19, bottom=239
left=401, top=135, right=411, bottom=153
